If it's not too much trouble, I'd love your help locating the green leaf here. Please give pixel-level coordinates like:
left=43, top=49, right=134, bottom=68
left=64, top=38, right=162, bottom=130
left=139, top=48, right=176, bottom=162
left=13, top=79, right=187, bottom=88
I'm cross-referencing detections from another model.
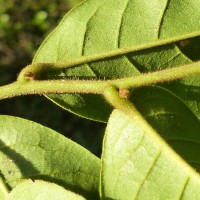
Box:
left=0, top=177, right=8, bottom=200
left=33, top=0, right=200, bottom=122
left=7, top=180, right=86, bottom=200
left=130, top=86, right=200, bottom=171
left=101, top=109, right=200, bottom=200
left=0, top=115, right=100, bottom=199
left=68, top=0, right=84, bottom=8
left=177, top=36, right=200, bottom=61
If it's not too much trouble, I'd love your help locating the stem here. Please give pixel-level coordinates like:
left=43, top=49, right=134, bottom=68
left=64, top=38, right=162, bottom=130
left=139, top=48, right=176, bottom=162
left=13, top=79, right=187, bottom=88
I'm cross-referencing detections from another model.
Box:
left=103, top=85, right=157, bottom=130
left=111, top=61, right=200, bottom=89
left=0, top=80, right=108, bottom=100
left=18, top=31, right=200, bottom=81
left=0, top=61, right=200, bottom=100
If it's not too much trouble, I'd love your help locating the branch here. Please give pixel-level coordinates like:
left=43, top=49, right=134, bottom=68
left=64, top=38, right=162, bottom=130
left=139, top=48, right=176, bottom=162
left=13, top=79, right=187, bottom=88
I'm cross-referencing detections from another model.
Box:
left=0, top=80, right=108, bottom=100
left=111, top=61, right=200, bottom=89
left=17, top=31, right=200, bottom=82
left=0, top=61, right=200, bottom=100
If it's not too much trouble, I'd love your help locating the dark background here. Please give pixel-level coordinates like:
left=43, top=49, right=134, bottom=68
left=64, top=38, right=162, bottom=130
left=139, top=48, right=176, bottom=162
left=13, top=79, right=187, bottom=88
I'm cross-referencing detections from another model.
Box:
left=0, top=0, right=105, bottom=156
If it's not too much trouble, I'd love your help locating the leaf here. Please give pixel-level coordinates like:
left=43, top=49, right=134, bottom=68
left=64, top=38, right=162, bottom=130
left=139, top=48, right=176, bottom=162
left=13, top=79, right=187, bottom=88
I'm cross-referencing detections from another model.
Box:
left=0, top=177, right=8, bottom=200
left=33, top=0, right=200, bottom=121
left=130, top=86, right=200, bottom=171
left=177, top=36, right=200, bottom=61
left=0, top=115, right=100, bottom=199
left=68, top=0, right=84, bottom=8
left=7, top=180, right=86, bottom=200
left=101, top=109, right=200, bottom=200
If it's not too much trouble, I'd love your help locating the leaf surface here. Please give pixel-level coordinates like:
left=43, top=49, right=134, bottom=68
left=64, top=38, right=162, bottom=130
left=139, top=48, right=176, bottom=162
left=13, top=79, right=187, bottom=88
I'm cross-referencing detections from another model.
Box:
left=7, top=180, right=86, bottom=200
left=33, top=0, right=200, bottom=121
left=0, top=115, right=100, bottom=199
left=130, top=86, right=200, bottom=171
left=101, top=109, right=200, bottom=200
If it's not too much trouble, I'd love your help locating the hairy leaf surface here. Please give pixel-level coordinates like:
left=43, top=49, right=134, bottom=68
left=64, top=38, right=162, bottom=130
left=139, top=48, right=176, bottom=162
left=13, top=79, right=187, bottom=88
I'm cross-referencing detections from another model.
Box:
left=33, top=0, right=200, bottom=121
left=101, top=109, right=200, bottom=200
left=0, top=115, right=100, bottom=199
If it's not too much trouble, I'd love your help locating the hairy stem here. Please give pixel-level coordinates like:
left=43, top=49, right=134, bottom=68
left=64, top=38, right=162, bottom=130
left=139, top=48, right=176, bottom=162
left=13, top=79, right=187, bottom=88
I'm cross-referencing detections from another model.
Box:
left=0, top=61, right=200, bottom=100
left=111, top=61, right=200, bottom=88
left=103, top=85, right=157, bottom=130
left=18, top=31, right=200, bottom=81
left=0, top=80, right=108, bottom=100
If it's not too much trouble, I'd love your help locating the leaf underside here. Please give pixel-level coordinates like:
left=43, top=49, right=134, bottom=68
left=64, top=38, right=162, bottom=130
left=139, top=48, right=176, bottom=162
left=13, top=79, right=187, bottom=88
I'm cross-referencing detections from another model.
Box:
left=33, top=0, right=200, bottom=122
left=101, top=109, right=200, bottom=200
left=30, top=1, right=200, bottom=199
left=0, top=115, right=100, bottom=199
left=130, top=86, right=200, bottom=172
left=7, top=180, right=86, bottom=200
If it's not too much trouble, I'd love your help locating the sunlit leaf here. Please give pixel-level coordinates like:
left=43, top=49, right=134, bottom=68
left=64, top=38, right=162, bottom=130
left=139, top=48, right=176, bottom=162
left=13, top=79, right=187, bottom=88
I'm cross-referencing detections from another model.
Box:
left=7, top=180, right=86, bottom=200
left=101, top=109, right=200, bottom=200
left=33, top=0, right=200, bottom=121
left=130, top=86, right=200, bottom=171
left=0, top=115, right=100, bottom=199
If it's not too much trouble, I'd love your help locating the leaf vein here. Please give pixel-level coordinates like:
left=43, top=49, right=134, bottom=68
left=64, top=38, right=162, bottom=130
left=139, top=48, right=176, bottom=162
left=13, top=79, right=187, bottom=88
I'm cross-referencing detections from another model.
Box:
left=157, top=0, right=171, bottom=39
left=116, top=0, right=132, bottom=48
left=80, top=1, right=106, bottom=78
left=81, top=1, right=105, bottom=56
left=135, top=150, right=162, bottom=199
left=178, top=177, right=190, bottom=200
left=113, top=133, right=145, bottom=196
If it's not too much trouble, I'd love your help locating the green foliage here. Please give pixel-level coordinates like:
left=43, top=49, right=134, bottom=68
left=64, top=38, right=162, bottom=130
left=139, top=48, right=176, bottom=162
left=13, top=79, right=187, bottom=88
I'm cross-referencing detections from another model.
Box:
left=33, top=0, right=200, bottom=121
left=0, top=0, right=102, bottom=156
left=0, top=115, right=100, bottom=199
left=7, top=180, right=86, bottom=200
left=0, top=0, right=200, bottom=199
left=101, top=109, right=200, bottom=200
left=130, top=86, right=200, bottom=171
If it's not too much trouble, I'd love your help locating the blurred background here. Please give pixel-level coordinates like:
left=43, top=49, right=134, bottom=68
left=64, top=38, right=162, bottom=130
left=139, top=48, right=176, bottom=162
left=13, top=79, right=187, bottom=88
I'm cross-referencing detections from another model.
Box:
left=0, top=0, right=105, bottom=156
